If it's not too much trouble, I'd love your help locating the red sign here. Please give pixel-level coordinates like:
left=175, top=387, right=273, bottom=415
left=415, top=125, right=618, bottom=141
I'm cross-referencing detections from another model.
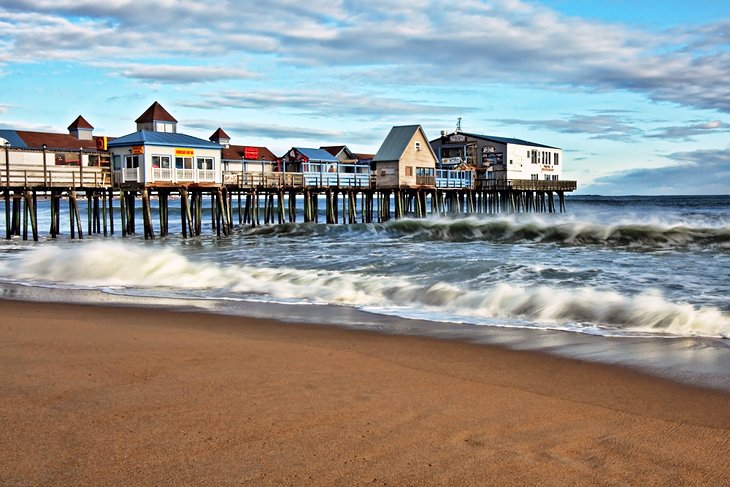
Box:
left=244, top=147, right=259, bottom=160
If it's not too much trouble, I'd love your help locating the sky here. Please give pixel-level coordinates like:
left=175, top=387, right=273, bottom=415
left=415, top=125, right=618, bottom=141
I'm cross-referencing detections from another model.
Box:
left=0, top=0, right=729, bottom=195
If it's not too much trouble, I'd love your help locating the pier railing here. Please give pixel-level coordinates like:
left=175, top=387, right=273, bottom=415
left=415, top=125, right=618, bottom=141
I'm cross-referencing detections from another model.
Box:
left=1, top=163, right=111, bottom=189
left=478, top=179, right=577, bottom=191
left=435, top=169, right=474, bottom=189
left=223, top=171, right=374, bottom=189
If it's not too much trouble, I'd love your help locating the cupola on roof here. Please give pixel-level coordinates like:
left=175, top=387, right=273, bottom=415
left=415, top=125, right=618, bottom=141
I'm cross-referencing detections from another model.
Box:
left=67, top=115, right=94, bottom=130
left=135, top=101, right=178, bottom=124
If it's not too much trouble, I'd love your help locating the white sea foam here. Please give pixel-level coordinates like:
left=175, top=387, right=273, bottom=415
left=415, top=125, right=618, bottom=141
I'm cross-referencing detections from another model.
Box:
left=1, top=241, right=728, bottom=338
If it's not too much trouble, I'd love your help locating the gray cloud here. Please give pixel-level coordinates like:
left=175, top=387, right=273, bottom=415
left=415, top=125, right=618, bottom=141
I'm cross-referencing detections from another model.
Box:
left=497, top=114, right=644, bottom=142
left=646, top=120, right=730, bottom=141
left=1, top=0, right=730, bottom=114
left=185, top=119, right=346, bottom=141
left=101, top=63, right=257, bottom=84
left=580, top=147, right=730, bottom=195
left=183, top=90, right=470, bottom=120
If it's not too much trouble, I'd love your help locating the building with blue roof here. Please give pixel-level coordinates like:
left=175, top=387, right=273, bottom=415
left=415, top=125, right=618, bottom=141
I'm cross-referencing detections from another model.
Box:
left=108, top=102, right=223, bottom=187
left=280, top=147, right=371, bottom=187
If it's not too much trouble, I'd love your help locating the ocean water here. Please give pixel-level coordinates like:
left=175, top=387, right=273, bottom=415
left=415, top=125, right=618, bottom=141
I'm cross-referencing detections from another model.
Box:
left=1, top=194, right=729, bottom=387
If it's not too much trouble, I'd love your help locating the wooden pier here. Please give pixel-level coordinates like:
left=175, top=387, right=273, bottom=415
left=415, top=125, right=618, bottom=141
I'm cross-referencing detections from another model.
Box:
left=1, top=155, right=576, bottom=241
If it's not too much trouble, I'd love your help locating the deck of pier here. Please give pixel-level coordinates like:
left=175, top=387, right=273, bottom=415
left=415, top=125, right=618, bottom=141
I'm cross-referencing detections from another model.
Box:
left=1, top=157, right=577, bottom=241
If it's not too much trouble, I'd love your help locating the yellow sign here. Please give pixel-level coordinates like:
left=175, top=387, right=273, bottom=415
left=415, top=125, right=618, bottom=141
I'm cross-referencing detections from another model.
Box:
left=131, top=146, right=144, bottom=154
left=175, top=148, right=194, bottom=157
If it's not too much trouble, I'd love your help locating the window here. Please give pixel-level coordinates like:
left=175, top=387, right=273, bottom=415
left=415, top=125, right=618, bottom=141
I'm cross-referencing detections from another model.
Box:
left=405, top=166, right=413, bottom=176
left=152, top=155, right=171, bottom=168
left=415, top=142, right=421, bottom=151
left=509, top=159, right=513, bottom=165
left=531, top=174, right=538, bottom=180
left=554, top=153, right=559, bottom=165
left=175, top=157, right=193, bottom=169
left=113, top=155, right=121, bottom=170
left=416, top=167, right=434, bottom=176
left=531, top=151, right=537, bottom=164
left=197, top=157, right=214, bottom=170
left=124, top=155, right=140, bottom=168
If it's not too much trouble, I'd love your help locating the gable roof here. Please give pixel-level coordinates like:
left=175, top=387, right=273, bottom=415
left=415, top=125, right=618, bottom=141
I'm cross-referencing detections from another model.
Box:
left=437, top=132, right=559, bottom=150
left=222, top=145, right=277, bottom=161
left=0, top=129, right=103, bottom=150
left=321, top=145, right=345, bottom=156
left=321, top=145, right=357, bottom=160
left=373, top=125, right=437, bottom=162
left=67, top=115, right=94, bottom=130
left=210, top=127, right=230, bottom=141
left=135, top=101, right=178, bottom=124
left=293, top=147, right=338, bottom=162
left=107, top=130, right=220, bottom=150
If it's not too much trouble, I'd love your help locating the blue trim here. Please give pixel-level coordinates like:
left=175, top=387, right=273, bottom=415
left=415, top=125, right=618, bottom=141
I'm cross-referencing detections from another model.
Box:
left=108, top=130, right=222, bottom=150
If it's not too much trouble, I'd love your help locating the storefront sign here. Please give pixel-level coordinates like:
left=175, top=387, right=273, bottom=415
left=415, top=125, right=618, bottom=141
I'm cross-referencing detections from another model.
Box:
left=131, top=146, right=144, bottom=155
left=449, top=134, right=466, bottom=143
left=175, top=148, right=194, bottom=157
left=442, top=157, right=463, bottom=165
left=244, top=147, right=259, bottom=160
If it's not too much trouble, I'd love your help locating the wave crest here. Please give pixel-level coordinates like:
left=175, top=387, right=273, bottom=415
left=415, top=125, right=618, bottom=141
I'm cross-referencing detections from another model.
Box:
left=242, top=217, right=730, bottom=250
left=1, top=242, right=728, bottom=339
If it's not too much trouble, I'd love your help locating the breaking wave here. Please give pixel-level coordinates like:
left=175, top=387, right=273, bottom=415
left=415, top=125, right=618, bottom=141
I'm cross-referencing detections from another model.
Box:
left=1, top=242, right=728, bottom=339
left=240, top=217, right=730, bottom=250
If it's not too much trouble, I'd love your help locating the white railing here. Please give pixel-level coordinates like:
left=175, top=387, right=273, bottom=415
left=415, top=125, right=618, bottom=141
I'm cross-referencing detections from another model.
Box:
left=301, top=172, right=371, bottom=187
left=435, top=169, right=474, bottom=189
left=152, top=168, right=174, bottom=181
left=123, top=167, right=140, bottom=182
left=198, top=169, right=217, bottom=181
left=176, top=169, right=195, bottom=181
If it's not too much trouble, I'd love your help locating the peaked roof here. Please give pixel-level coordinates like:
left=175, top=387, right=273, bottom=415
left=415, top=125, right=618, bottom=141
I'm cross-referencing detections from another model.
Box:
left=292, top=147, right=338, bottom=162
left=135, top=101, right=178, bottom=124
left=222, top=145, right=277, bottom=161
left=321, top=145, right=346, bottom=156
left=210, top=127, right=230, bottom=140
left=321, top=145, right=357, bottom=160
left=107, top=130, right=220, bottom=149
left=67, top=115, right=94, bottom=130
left=0, top=129, right=103, bottom=150
left=373, top=125, right=437, bottom=162
left=436, top=131, right=559, bottom=150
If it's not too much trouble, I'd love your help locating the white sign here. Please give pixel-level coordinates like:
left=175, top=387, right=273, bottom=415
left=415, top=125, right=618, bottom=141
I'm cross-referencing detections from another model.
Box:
left=449, top=134, right=466, bottom=142
left=442, top=157, right=463, bottom=165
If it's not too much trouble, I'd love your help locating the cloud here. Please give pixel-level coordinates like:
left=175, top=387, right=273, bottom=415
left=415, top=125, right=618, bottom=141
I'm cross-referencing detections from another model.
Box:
left=184, top=90, right=470, bottom=119
left=1, top=0, right=730, bottom=113
left=0, top=119, right=62, bottom=132
left=497, top=114, right=644, bottom=142
left=579, top=147, right=730, bottom=195
left=646, top=120, right=730, bottom=141
left=100, top=63, right=257, bottom=84
left=185, top=119, right=347, bottom=141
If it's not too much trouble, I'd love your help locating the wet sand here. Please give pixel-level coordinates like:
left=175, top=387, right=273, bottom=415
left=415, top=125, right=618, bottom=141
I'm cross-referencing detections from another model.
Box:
left=1, top=300, right=728, bottom=486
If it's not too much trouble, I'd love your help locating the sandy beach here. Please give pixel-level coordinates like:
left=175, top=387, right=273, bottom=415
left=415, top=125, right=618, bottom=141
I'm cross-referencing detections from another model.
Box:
left=0, top=299, right=728, bottom=486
